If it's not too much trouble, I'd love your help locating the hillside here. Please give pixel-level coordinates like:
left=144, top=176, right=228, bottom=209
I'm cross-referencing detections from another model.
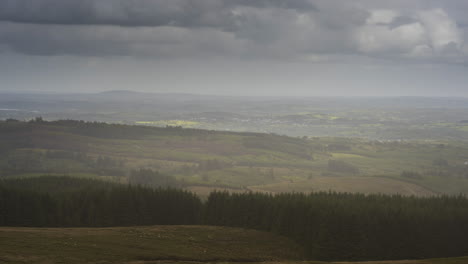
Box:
left=0, top=226, right=304, bottom=263
left=1, top=226, right=467, bottom=264
left=1, top=119, right=468, bottom=195
left=3, top=174, right=468, bottom=262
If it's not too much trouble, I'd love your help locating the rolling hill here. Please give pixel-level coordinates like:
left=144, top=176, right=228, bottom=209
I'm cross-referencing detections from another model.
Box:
left=1, top=119, right=468, bottom=195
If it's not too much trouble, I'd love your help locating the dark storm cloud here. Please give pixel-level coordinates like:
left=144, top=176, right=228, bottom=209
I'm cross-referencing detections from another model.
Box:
left=0, top=0, right=316, bottom=28
left=0, top=0, right=364, bottom=58
left=0, top=22, right=245, bottom=57
left=0, top=0, right=466, bottom=64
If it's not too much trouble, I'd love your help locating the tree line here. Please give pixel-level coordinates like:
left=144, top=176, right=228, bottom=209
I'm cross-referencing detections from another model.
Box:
left=204, top=191, right=468, bottom=261
left=0, top=177, right=200, bottom=227
left=1, top=176, right=468, bottom=261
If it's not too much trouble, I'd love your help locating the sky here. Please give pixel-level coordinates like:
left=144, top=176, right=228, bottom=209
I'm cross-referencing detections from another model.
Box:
left=1, top=0, right=468, bottom=97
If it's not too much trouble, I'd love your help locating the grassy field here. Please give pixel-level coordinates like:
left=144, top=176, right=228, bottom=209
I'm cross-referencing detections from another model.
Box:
left=1, top=226, right=467, bottom=264
left=2, top=120, right=468, bottom=196
left=0, top=226, right=304, bottom=263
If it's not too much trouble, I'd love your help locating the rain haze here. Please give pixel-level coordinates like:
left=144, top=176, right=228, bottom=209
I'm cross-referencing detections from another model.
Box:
left=1, top=0, right=468, bottom=96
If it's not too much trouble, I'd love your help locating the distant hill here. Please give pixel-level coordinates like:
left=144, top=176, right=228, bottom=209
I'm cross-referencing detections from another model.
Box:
left=2, top=91, right=468, bottom=141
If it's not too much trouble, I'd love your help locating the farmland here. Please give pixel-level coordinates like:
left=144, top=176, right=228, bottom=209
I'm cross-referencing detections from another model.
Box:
left=1, top=119, right=468, bottom=196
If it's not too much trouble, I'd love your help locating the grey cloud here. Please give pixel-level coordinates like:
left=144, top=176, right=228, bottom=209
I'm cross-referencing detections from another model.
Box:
left=0, top=0, right=353, bottom=58
left=388, top=16, right=417, bottom=29
left=0, top=0, right=466, bottom=65
left=226, top=0, right=317, bottom=11
left=0, top=0, right=316, bottom=28
left=0, top=22, right=248, bottom=57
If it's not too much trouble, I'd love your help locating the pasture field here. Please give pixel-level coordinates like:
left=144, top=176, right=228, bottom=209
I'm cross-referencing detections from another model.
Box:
left=1, top=120, right=468, bottom=195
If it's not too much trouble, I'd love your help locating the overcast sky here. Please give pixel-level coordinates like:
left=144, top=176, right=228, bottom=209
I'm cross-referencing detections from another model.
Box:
left=1, top=0, right=468, bottom=96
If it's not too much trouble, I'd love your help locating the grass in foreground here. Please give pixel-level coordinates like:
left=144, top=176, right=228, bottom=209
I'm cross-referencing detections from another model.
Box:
left=1, top=226, right=468, bottom=264
left=0, top=225, right=304, bottom=264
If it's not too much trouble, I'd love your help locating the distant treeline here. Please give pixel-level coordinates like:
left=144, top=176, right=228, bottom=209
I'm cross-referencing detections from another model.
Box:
left=1, top=118, right=262, bottom=140
left=1, top=176, right=468, bottom=261
left=0, top=149, right=127, bottom=176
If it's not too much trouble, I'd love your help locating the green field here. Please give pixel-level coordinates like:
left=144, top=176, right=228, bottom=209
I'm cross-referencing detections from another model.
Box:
left=1, top=226, right=467, bottom=264
left=1, top=120, right=468, bottom=196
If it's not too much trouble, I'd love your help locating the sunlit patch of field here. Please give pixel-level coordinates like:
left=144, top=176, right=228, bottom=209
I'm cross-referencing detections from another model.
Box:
left=136, top=120, right=200, bottom=127
left=309, top=113, right=341, bottom=120
left=249, top=176, right=435, bottom=196
left=456, top=125, right=468, bottom=132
